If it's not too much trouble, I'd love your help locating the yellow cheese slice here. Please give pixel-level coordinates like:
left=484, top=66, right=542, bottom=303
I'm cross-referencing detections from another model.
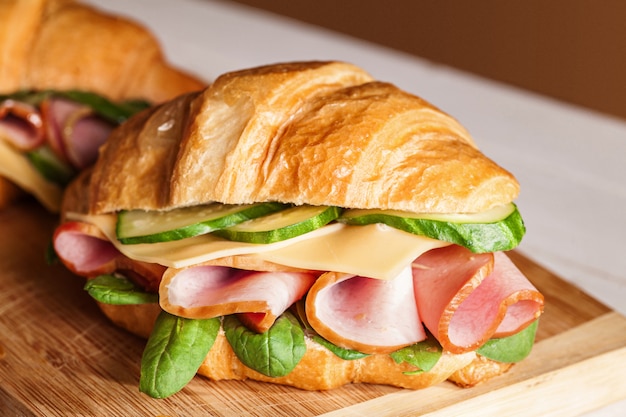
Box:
left=67, top=212, right=449, bottom=280
left=254, top=223, right=449, bottom=279
left=68, top=211, right=345, bottom=267
left=0, top=139, right=62, bottom=212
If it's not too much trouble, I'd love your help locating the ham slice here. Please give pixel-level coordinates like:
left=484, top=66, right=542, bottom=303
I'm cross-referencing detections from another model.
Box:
left=41, top=98, right=114, bottom=169
left=1, top=97, right=114, bottom=173
left=0, top=100, right=45, bottom=150
left=412, top=246, right=544, bottom=354
left=54, top=219, right=543, bottom=353
left=306, top=266, right=426, bottom=354
left=53, top=221, right=164, bottom=292
left=306, top=245, right=543, bottom=355
left=160, top=266, right=317, bottom=332
left=53, top=221, right=118, bottom=275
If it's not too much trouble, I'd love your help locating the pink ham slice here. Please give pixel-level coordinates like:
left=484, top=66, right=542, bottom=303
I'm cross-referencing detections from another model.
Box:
left=41, top=98, right=114, bottom=169
left=160, top=266, right=317, bottom=333
left=1, top=97, right=114, bottom=170
left=0, top=100, right=45, bottom=150
left=53, top=221, right=165, bottom=292
left=306, top=245, right=543, bottom=355
left=306, top=266, right=427, bottom=354
left=412, top=245, right=544, bottom=354
left=53, top=219, right=544, bottom=352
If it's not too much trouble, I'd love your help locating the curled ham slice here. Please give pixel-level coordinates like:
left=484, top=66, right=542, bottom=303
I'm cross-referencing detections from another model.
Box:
left=53, top=218, right=544, bottom=354
left=306, top=266, right=426, bottom=354
left=41, top=98, right=114, bottom=169
left=412, top=246, right=544, bottom=354
left=53, top=221, right=117, bottom=275
left=53, top=221, right=165, bottom=292
left=161, top=266, right=317, bottom=332
left=0, top=100, right=45, bottom=150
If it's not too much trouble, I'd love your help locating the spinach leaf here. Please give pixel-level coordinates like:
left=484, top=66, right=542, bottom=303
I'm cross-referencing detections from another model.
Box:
left=291, top=300, right=368, bottom=360
left=312, top=335, right=369, bottom=360
left=224, top=312, right=306, bottom=377
left=1, top=89, right=150, bottom=123
left=477, top=319, right=539, bottom=363
left=58, top=90, right=150, bottom=123
left=83, top=274, right=158, bottom=305
left=26, top=145, right=75, bottom=186
left=140, top=312, right=220, bottom=399
left=0, top=90, right=49, bottom=106
left=389, top=337, right=442, bottom=374
left=45, top=240, right=59, bottom=265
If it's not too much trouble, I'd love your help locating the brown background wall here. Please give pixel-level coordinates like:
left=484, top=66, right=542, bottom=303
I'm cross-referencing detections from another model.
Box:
left=229, top=0, right=626, bottom=121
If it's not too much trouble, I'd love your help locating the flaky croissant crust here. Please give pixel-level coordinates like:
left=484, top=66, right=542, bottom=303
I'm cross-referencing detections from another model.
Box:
left=87, top=61, right=519, bottom=214
left=0, top=0, right=206, bottom=210
left=97, top=301, right=481, bottom=391
left=0, top=0, right=204, bottom=103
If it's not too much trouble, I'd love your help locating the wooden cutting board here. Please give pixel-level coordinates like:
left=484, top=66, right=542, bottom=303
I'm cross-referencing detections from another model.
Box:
left=1, top=201, right=625, bottom=416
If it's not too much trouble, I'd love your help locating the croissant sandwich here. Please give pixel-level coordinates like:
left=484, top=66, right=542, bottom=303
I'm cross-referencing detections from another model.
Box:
left=0, top=0, right=205, bottom=212
left=52, top=61, right=544, bottom=399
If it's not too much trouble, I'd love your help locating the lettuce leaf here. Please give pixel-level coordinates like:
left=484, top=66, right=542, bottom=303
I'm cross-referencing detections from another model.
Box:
left=1, top=89, right=150, bottom=123
left=312, top=335, right=370, bottom=360
left=389, top=337, right=442, bottom=374
left=84, top=274, right=158, bottom=305
left=224, top=312, right=306, bottom=377
left=140, top=312, right=220, bottom=398
left=477, top=319, right=539, bottom=363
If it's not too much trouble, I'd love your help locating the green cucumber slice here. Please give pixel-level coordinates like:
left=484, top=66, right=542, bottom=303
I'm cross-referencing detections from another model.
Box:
left=213, top=205, right=342, bottom=244
left=116, top=202, right=289, bottom=244
left=338, top=203, right=525, bottom=253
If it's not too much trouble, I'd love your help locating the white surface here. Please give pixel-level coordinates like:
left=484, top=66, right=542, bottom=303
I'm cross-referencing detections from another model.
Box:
left=84, top=1, right=626, bottom=415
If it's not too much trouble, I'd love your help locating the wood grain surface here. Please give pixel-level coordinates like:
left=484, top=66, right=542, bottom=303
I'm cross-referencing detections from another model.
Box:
left=1, top=201, right=625, bottom=416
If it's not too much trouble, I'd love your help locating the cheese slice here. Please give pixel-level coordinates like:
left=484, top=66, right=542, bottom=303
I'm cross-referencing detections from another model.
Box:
left=0, top=139, right=62, bottom=212
left=68, top=211, right=347, bottom=267
left=254, top=223, right=449, bottom=279
left=68, top=212, right=450, bottom=280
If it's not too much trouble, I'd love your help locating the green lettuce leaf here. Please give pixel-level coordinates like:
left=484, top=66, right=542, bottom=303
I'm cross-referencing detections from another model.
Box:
left=1, top=89, right=150, bottom=123
left=477, top=319, right=539, bottom=363
left=224, top=312, right=306, bottom=377
left=83, top=274, right=158, bottom=305
left=312, top=335, right=370, bottom=360
left=389, top=337, right=442, bottom=374
left=45, top=240, right=59, bottom=265
left=26, top=145, right=75, bottom=186
left=291, top=301, right=368, bottom=360
left=57, top=90, right=150, bottom=123
left=140, top=312, right=220, bottom=399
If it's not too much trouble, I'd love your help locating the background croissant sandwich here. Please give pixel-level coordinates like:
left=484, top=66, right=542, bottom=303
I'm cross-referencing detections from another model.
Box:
left=0, top=0, right=205, bottom=212
left=52, top=61, right=544, bottom=399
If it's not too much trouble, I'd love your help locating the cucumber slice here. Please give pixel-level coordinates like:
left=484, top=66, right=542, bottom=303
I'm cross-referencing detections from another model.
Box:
left=338, top=203, right=525, bottom=253
left=26, top=145, right=75, bottom=185
left=213, top=205, right=342, bottom=244
left=116, top=202, right=289, bottom=244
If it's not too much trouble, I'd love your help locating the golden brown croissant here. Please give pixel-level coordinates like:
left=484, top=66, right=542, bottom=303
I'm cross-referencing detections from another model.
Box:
left=0, top=0, right=203, bottom=101
left=97, top=301, right=476, bottom=392
left=52, top=62, right=542, bottom=397
left=0, top=0, right=206, bottom=211
left=89, top=61, right=518, bottom=215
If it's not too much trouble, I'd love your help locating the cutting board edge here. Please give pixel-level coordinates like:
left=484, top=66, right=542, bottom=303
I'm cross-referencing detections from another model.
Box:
left=319, top=311, right=626, bottom=416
